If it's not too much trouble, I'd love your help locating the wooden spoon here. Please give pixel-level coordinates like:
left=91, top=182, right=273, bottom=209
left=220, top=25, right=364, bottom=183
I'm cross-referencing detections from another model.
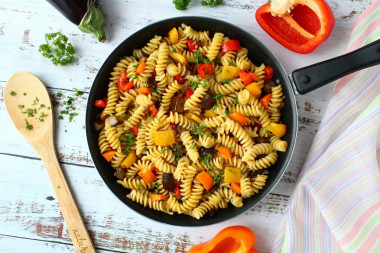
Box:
left=3, top=72, right=96, bottom=253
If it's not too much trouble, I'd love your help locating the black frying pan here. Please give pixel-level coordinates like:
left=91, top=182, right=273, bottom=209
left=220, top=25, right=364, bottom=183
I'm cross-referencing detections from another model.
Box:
left=86, top=16, right=380, bottom=226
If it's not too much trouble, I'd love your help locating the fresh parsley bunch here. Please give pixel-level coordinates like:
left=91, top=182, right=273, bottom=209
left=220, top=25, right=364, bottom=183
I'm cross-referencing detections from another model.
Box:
left=173, top=0, right=222, bottom=10
left=39, top=32, right=75, bottom=66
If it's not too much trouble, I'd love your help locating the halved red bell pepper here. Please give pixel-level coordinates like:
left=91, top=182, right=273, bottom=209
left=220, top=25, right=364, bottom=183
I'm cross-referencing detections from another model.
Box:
left=187, top=226, right=257, bottom=253
left=255, top=0, right=335, bottom=54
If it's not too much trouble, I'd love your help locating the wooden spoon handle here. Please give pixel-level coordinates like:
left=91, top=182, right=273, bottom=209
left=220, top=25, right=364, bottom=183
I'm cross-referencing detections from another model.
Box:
left=38, top=141, right=96, bottom=253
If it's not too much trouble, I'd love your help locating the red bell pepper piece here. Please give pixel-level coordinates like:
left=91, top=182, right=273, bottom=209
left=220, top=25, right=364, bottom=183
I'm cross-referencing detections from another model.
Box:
left=174, top=74, right=185, bottom=84
left=255, top=0, right=335, bottom=54
left=118, top=72, right=134, bottom=91
left=147, top=104, right=158, bottom=116
left=94, top=98, right=107, bottom=108
left=187, top=39, right=199, bottom=52
left=260, top=94, right=272, bottom=109
left=222, top=40, right=241, bottom=54
left=263, top=66, right=273, bottom=81
left=185, top=89, right=194, bottom=99
left=175, top=186, right=181, bottom=196
left=129, top=124, right=139, bottom=136
left=197, top=62, right=213, bottom=78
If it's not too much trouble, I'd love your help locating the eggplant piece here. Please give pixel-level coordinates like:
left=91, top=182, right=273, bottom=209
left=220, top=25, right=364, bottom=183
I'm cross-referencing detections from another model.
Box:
left=255, top=136, right=270, bottom=144
left=201, top=95, right=216, bottom=110
left=163, top=173, right=175, bottom=192
left=93, top=119, right=104, bottom=132
left=176, top=125, right=187, bottom=135
left=249, top=170, right=263, bottom=178
left=114, top=168, right=125, bottom=180
left=263, top=80, right=275, bottom=94
left=47, top=0, right=106, bottom=42
left=169, top=97, right=185, bottom=113
left=208, top=184, right=218, bottom=195
left=106, top=115, right=118, bottom=127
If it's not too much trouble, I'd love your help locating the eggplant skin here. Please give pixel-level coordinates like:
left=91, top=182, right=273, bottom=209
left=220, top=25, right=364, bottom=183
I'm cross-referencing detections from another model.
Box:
left=47, top=0, right=106, bottom=42
left=47, top=0, right=88, bottom=25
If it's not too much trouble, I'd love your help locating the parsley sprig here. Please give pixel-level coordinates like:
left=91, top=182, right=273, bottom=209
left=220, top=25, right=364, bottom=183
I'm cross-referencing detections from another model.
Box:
left=39, top=32, right=75, bottom=66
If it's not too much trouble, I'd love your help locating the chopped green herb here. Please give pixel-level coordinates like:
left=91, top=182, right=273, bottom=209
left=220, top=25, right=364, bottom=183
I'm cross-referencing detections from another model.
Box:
left=24, top=108, right=37, bottom=117
left=32, top=97, right=39, bottom=105
left=73, top=88, right=84, bottom=96
left=132, top=73, right=138, bottom=79
left=18, top=105, right=24, bottom=109
left=120, top=132, right=135, bottom=154
left=234, top=96, right=238, bottom=105
left=60, top=110, right=69, bottom=115
left=172, top=145, right=182, bottom=161
left=9, top=91, right=16, bottom=96
left=23, top=92, right=27, bottom=96
left=142, top=82, right=149, bottom=87
left=69, top=112, right=78, bottom=122
left=246, top=111, right=251, bottom=116
left=222, top=79, right=230, bottom=84
left=136, top=182, right=142, bottom=190
left=201, top=80, right=209, bottom=88
left=190, top=81, right=199, bottom=90
left=39, top=112, right=48, bottom=122
left=193, top=50, right=210, bottom=64
left=228, top=146, right=232, bottom=149
left=87, top=77, right=90, bottom=80
left=142, top=146, right=147, bottom=153
left=224, top=110, right=229, bottom=118
left=167, top=61, right=173, bottom=65
left=192, top=123, right=208, bottom=138
left=214, top=58, right=221, bottom=65
left=56, top=92, right=62, bottom=97
left=58, top=115, right=63, bottom=120
left=24, top=119, right=33, bottom=130
left=212, top=104, right=219, bottom=111
left=39, top=104, right=46, bottom=109
left=230, top=61, right=237, bottom=67
left=170, top=46, right=176, bottom=53
left=160, top=147, right=167, bottom=153
left=133, top=63, right=138, bottom=68
left=39, top=32, right=75, bottom=66
left=213, top=175, right=223, bottom=185
left=213, top=93, right=222, bottom=101
left=242, top=172, right=248, bottom=177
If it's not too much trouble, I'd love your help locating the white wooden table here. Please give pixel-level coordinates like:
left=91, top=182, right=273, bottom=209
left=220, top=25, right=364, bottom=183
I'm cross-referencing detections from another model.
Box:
left=0, top=0, right=374, bottom=252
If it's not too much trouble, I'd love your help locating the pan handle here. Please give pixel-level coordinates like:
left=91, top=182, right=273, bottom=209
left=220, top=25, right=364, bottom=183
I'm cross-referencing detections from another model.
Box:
left=291, top=39, right=380, bottom=95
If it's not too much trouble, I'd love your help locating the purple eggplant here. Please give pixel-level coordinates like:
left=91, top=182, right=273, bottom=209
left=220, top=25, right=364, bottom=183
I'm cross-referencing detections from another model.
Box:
left=47, top=0, right=106, bottom=42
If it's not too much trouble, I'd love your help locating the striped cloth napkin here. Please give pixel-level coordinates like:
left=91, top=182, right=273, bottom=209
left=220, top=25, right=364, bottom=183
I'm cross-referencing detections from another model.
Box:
left=272, top=1, right=380, bottom=252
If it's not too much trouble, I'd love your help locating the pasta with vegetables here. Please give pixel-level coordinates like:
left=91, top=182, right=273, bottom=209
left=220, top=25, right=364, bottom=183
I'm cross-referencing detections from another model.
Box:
left=94, top=24, right=288, bottom=219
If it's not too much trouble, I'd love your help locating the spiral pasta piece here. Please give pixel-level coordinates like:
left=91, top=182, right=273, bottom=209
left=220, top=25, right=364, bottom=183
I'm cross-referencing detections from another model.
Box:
left=136, top=94, right=153, bottom=107
left=127, top=190, right=171, bottom=214
left=105, top=118, right=121, bottom=152
left=124, top=105, right=147, bottom=129
left=221, top=118, right=254, bottom=150
left=202, top=116, right=226, bottom=128
left=270, top=136, right=288, bottom=152
left=211, top=79, right=245, bottom=95
left=215, top=133, right=245, bottom=157
left=100, top=81, right=119, bottom=120
left=184, top=86, right=208, bottom=111
left=206, top=32, right=224, bottom=61
left=118, top=178, right=153, bottom=190
left=142, top=35, right=162, bottom=55
left=98, top=127, right=110, bottom=154
left=242, top=143, right=272, bottom=163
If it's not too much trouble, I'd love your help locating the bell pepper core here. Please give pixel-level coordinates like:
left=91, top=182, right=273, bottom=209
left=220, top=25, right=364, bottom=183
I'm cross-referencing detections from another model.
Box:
left=187, top=225, right=257, bottom=253
left=255, top=0, right=335, bottom=54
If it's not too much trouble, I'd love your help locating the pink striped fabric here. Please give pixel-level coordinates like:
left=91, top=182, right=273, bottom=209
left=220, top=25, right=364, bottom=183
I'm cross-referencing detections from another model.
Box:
left=272, top=1, right=380, bottom=252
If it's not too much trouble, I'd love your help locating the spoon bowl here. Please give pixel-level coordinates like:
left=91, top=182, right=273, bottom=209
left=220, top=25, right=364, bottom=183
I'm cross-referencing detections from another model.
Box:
left=4, top=72, right=96, bottom=253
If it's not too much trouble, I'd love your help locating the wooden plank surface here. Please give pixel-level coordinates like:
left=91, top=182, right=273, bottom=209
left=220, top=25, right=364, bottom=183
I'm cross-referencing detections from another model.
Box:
left=0, top=0, right=374, bottom=252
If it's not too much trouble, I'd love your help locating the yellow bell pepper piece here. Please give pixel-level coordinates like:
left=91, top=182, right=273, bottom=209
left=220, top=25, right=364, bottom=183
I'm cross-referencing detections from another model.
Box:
left=120, top=151, right=137, bottom=169
left=185, top=112, right=202, bottom=123
left=220, top=66, right=240, bottom=80
left=245, top=82, right=262, bottom=97
left=168, top=27, right=179, bottom=44
left=153, top=128, right=175, bottom=146
left=171, top=52, right=187, bottom=65
left=266, top=122, right=286, bottom=138
left=204, top=110, right=217, bottom=118
left=224, top=167, right=241, bottom=183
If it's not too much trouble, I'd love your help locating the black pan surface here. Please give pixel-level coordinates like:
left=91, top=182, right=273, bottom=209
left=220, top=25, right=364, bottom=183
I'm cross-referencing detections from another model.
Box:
left=86, top=16, right=298, bottom=226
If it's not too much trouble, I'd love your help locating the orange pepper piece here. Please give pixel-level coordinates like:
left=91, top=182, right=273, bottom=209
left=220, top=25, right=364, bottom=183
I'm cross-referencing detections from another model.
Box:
left=136, top=61, right=146, bottom=74
left=187, top=226, right=257, bottom=253
left=150, top=194, right=166, bottom=202
left=216, top=146, right=232, bottom=159
left=197, top=171, right=214, bottom=191
left=229, top=112, right=248, bottom=125
left=231, top=182, right=242, bottom=195
left=102, top=150, right=116, bottom=162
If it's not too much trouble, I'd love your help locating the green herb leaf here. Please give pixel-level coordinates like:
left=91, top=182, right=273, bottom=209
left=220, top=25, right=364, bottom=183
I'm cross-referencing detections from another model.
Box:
left=9, top=91, right=16, bottom=96
left=39, top=32, right=75, bottom=66
left=213, top=93, right=222, bottom=101
left=73, top=88, right=84, bottom=96
left=201, top=0, right=223, bottom=7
